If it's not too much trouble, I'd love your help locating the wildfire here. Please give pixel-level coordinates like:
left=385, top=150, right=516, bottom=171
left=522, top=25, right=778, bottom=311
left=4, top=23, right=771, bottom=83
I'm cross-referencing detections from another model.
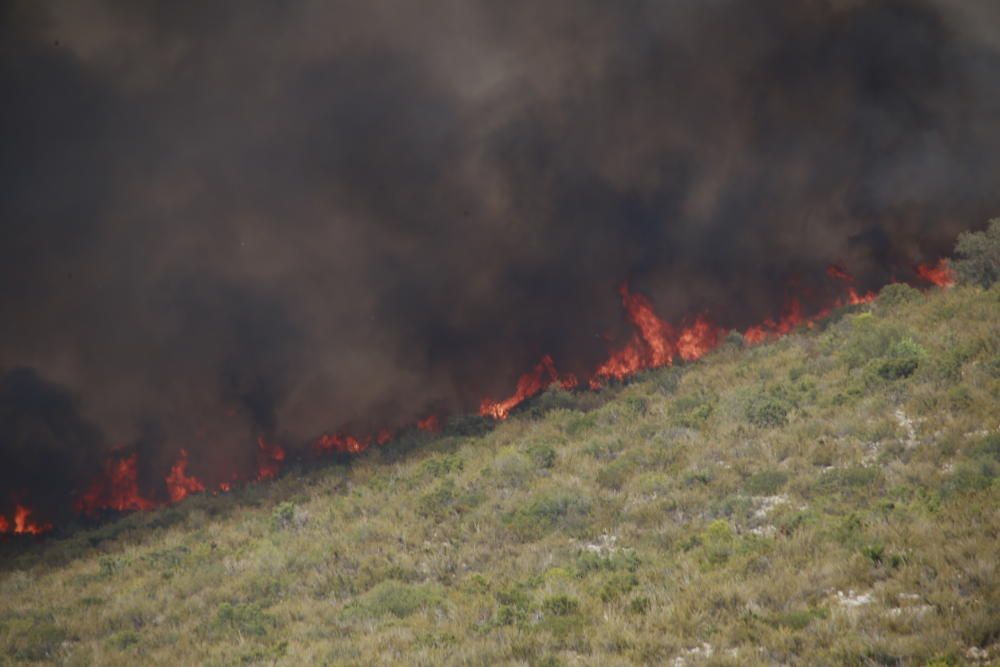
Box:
left=417, top=414, right=441, bottom=432
left=479, top=354, right=576, bottom=419
left=76, top=453, right=158, bottom=517
left=916, top=259, right=955, bottom=287
left=15, top=256, right=954, bottom=536
left=0, top=505, right=51, bottom=535
left=257, top=437, right=286, bottom=480
left=592, top=284, right=723, bottom=385
left=14, top=505, right=51, bottom=535
left=165, top=449, right=206, bottom=503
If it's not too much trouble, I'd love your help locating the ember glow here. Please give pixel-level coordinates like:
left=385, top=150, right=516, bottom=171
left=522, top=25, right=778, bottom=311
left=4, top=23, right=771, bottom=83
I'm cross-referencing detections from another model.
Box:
left=916, top=259, right=956, bottom=287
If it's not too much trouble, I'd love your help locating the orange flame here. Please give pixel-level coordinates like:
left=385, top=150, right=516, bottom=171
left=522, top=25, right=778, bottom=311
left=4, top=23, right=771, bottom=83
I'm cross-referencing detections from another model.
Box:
left=13, top=505, right=52, bottom=535
left=417, top=414, right=441, bottom=432
left=592, top=284, right=722, bottom=383
left=479, top=354, right=569, bottom=419
left=916, top=259, right=955, bottom=287
left=315, top=432, right=366, bottom=453
left=165, top=449, right=206, bottom=503
left=256, top=437, right=286, bottom=480
left=75, top=453, right=158, bottom=517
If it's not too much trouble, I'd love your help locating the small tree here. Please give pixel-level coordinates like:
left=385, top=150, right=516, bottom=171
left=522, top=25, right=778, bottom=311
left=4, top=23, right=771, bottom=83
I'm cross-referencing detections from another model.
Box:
left=953, top=219, right=1000, bottom=288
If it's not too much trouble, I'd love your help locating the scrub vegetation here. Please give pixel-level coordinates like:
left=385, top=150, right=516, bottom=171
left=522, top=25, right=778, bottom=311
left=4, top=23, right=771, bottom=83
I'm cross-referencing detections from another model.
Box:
left=1, top=280, right=997, bottom=665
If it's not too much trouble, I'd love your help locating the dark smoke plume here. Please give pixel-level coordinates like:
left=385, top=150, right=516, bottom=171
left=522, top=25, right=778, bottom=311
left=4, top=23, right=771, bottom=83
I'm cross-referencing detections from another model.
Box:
left=2, top=1, right=999, bottom=515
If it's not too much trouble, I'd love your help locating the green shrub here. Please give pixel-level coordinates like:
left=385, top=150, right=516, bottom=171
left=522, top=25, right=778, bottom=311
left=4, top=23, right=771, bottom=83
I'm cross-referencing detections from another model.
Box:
left=595, top=457, right=637, bottom=491
left=875, top=337, right=926, bottom=380
left=527, top=387, right=580, bottom=417
left=216, top=602, right=274, bottom=637
left=701, top=519, right=736, bottom=566
left=347, top=581, right=441, bottom=619
left=840, top=313, right=906, bottom=368
left=505, top=489, right=592, bottom=540
left=671, top=388, right=716, bottom=427
left=108, top=630, right=141, bottom=650
left=628, top=596, right=652, bottom=615
left=417, top=479, right=457, bottom=520
left=542, top=594, right=580, bottom=617
left=526, top=442, right=558, bottom=469
left=877, top=283, right=921, bottom=309
left=271, top=501, right=297, bottom=530
left=744, top=470, right=789, bottom=495
left=494, top=450, right=534, bottom=487
left=953, top=218, right=1000, bottom=288
left=745, top=395, right=789, bottom=428
left=421, top=453, right=463, bottom=477
left=598, top=573, right=638, bottom=602
left=6, top=615, right=66, bottom=661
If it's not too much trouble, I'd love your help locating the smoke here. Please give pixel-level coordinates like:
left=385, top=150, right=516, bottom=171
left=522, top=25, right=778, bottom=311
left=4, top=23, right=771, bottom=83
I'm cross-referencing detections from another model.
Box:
left=2, top=0, right=999, bottom=510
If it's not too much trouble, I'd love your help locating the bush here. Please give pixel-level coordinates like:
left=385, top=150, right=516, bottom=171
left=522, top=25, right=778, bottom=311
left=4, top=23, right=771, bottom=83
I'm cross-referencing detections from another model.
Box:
left=745, top=395, right=789, bottom=428
left=505, top=489, right=592, bottom=540
left=878, top=283, right=921, bottom=309
left=875, top=337, right=926, bottom=380
left=271, top=501, right=299, bottom=530
left=628, top=596, right=652, bottom=615
left=701, top=519, right=736, bottom=566
left=347, top=581, right=441, bottom=619
left=953, top=219, right=1000, bottom=288
left=527, top=387, right=580, bottom=417
left=595, top=458, right=636, bottom=491
left=494, top=451, right=534, bottom=487
left=744, top=470, right=789, bottom=495
left=421, top=453, right=463, bottom=477
left=216, top=602, right=274, bottom=637
left=6, top=615, right=66, bottom=661
left=542, top=594, right=580, bottom=617
left=526, top=442, right=558, bottom=469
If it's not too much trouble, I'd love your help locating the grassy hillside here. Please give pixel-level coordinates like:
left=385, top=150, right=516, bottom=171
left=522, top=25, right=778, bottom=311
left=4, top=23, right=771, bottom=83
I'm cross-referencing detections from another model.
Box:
left=1, top=283, right=998, bottom=666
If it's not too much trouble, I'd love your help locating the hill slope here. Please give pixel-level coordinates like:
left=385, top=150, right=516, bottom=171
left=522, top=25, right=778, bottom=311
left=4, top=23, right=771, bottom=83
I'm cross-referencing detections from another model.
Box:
left=1, top=283, right=998, bottom=666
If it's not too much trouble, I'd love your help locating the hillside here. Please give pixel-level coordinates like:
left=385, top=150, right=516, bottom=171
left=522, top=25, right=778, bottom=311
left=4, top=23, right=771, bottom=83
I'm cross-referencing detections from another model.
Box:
left=1, top=283, right=997, bottom=666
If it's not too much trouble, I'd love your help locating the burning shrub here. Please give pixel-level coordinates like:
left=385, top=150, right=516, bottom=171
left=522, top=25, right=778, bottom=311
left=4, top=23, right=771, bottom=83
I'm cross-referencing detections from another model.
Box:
left=953, top=219, right=1000, bottom=288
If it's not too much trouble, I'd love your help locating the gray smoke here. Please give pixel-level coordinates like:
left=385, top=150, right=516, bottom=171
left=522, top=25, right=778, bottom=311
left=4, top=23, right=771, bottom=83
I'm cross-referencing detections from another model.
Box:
left=2, top=0, right=999, bottom=515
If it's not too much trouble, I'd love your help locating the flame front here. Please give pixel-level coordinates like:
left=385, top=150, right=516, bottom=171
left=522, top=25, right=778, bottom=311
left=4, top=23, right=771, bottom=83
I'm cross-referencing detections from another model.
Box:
left=479, top=354, right=574, bottom=419
left=10, top=257, right=953, bottom=534
left=257, top=437, right=286, bottom=481
left=165, top=449, right=206, bottom=503
left=75, top=453, right=158, bottom=517
left=916, top=259, right=955, bottom=287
